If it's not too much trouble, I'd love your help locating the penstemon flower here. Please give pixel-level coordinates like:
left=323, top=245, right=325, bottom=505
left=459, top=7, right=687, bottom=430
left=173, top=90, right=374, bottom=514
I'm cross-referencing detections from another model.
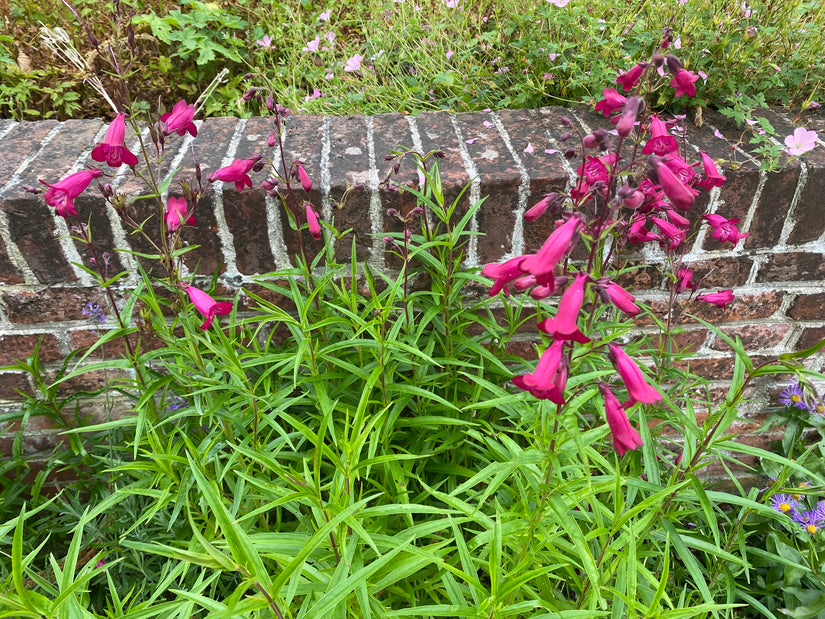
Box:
left=91, top=113, right=139, bottom=168
left=185, top=286, right=233, bottom=330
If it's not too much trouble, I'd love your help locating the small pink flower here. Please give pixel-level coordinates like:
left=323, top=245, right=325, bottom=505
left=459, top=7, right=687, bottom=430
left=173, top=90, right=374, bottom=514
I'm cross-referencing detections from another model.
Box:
left=676, top=267, right=694, bottom=292
left=305, top=202, right=322, bottom=240
left=670, top=69, right=700, bottom=97
left=256, top=35, right=273, bottom=48
left=39, top=169, right=103, bottom=218
left=615, top=63, right=647, bottom=92
left=784, top=128, right=818, bottom=156
left=608, top=344, right=662, bottom=406
left=594, top=87, right=627, bottom=117
left=524, top=142, right=534, bottom=154
left=318, top=9, right=332, bottom=21
left=703, top=213, right=748, bottom=245
left=546, top=0, right=571, bottom=6
left=186, top=286, right=233, bottom=330
left=445, top=50, right=454, bottom=60
left=165, top=196, right=196, bottom=232
left=344, top=54, right=363, bottom=72
left=303, top=36, right=321, bottom=53
left=697, top=152, right=726, bottom=189
left=599, top=383, right=644, bottom=456
left=537, top=272, right=590, bottom=343
left=91, top=113, right=138, bottom=168
left=209, top=157, right=260, bottom=192
left=161, top=100, right=197, bottom=137
left=697, top=289, right=734, bottom=311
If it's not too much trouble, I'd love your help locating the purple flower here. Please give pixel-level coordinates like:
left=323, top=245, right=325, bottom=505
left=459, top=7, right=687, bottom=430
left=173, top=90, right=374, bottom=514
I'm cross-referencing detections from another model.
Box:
left=82, top=301, right=107, bottom=324
left=784, top=128, right=818, bottom=156
left=344, top=54, right=363, bottom=72
left=770, top=493, right=801, bottom=515
left=791, top=505, right=825, bottom=535
left=779, top=381, right=808, bottom=411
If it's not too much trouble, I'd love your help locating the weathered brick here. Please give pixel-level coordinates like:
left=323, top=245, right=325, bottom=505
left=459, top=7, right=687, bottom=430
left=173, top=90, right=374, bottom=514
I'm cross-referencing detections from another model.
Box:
left=0, top=234, right=24, bottom=284
left=788, top=293, right=825, bottom=321
left=757, top=252, right=825, bottom=283
left=0, top=372, right=31, bottom=399
left=0, top=334, right=60, bottom=365
left=709, top=323, right=790, bottom=352
left=0, top=121, right=60, bottom=187
left=797, top=326, right=825, bottom=351
left=2, top=288, right=107, bottom=324
left=684, top=256, right=754, bottom=289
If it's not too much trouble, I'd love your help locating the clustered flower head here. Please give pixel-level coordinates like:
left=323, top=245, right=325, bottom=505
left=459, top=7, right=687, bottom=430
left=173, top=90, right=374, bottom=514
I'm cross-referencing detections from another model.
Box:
left=479, top=40, right=752, bottom=460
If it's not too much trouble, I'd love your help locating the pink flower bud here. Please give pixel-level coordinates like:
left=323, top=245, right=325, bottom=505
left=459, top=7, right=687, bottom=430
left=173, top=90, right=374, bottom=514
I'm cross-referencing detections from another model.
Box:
left=608, top=344, right=662, bottom=405
left=297, top=164, right=312, bottom=193
left=305, top=202, right=322, bottom=240
left=599, top=383, right=644, bottom=456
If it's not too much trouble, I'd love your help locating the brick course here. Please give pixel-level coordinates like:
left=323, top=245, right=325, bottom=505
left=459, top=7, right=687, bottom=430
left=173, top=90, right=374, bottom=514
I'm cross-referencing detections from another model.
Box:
left=1, top=106, right=824, bottom=478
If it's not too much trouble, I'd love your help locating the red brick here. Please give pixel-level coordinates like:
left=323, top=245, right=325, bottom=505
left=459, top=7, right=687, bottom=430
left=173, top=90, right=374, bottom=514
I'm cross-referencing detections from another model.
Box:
left=0, top=334, right=60, bottom=365
left=710, top=323, right=790, bottom=352
left=685, top=291, right=783, bottom=323
left=673, top=355, right=772, bottom=381
left=684, top=256, right=754, bottom=289
left=788, top=293, right=825, bottom=321
left=797, top=327, right=825, bottom=351
left=0, top=372, right=30, bottom=399
left=0, top=234, right=24, bottom=284
left=757, top=252, right=825, bottom=282
left=2, top=288, right=107, bottom=323
left=653, top=328, right=709, bottom=353
left=0, top=121, right=60, bottom=186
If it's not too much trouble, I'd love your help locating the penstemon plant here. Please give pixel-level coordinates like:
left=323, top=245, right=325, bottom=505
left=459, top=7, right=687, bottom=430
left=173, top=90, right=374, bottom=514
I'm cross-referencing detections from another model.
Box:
left=4, top=14, right=825, bottom=618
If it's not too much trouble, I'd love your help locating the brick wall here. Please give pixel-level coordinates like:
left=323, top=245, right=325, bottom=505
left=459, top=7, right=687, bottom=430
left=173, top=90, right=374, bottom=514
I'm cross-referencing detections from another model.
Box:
left=1, top=105, right=824, bottom=466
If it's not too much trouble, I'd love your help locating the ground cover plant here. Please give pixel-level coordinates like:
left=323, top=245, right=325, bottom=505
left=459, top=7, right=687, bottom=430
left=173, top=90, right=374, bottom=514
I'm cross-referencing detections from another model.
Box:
left=3, top=7, right=825, bottom=619
left=1, top=0, right=823, bottom=121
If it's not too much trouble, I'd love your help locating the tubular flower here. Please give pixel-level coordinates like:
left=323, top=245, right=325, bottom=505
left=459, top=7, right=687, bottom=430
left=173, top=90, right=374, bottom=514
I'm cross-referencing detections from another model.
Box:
left=305, top=202, right=322, bottom=240
left=513, top=339, right=568, bottom=404
left=642, top=115, right=678, bottom=156
left=594, top=87, right=627, bottom=117
left=703, top=213, right=748, bottom=245
left=537, top=272, right=591, bottom=343
left=665, top=209, right=690, bottom=229
left=524, top=192, right=561, bottom=222
left=676, top=267, right=694, bottom=292
left=209, top=157, right=259, bottom=191
left=616, top=96, right=643, bottom=137
left=165, top=196, right=195, bottom=232
left=697, top=152, right=726, bottom=189
left=599, top=383, right=644, bottom=456
left=600, top=280, right=640, bottom=316
left=482, top=255, right=529, bottom=297
left=670, top=69, right=700, bottom=97
left=186, top=286, right=233, bottom=330
left=651, top=156, right=698, bottom=210
left=627, top=213, right=660, bottom=244
left=696, top=289, right=734, bottom=311
left=608, top=344, right=662, bottom=406
left=297, top=163, right=312, bottom=192
left=650, top=216, right=685, bottom=250
left=91, top=113, right=138, bottom=168
left=523, top=215, right=582, bottom=286
left=161, top=99, right=198, bottom=137
left=39, top=168, right=103, bottom=218
left=615, top=62, right=648, bottom=92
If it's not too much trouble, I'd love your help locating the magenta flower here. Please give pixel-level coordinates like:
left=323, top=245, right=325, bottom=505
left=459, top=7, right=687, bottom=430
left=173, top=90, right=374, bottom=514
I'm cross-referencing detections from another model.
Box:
left=305, top=202, right=322, bottom=240
left=627, top=214, right=660, bottom=245
left=642, top=115, right=678, bottom=156
left=186, top=286, right=233, bottom=330
left=513, top=339, right=568, bottom=404
left=39, top=168, right=103, bottom=218
left=524, top=193, right=558, bottom=222
left=523, top=216, right=582, bottom=286
left=209, top=157, right=258, bottom=191
left=161, top=100, right=198, bottom=137
left=608, top=344, right=662, bottom=406
left=297, top=163, right=312, bottom=193
left=601, top=280, right=640, bottom=316
left=615, top=63, right=647, bottom=92
left=696, top=289, right=734, bottom=311
left=344, top=54, right=363, bottom=72
left=91, top=113, right=138, bottom=168
left=165, top=196, right=195, bottom=232
left=650, top=216, right=685, bottom=249
left=703, top=213, right=748, bottom=245
left=594, top=87, right=627, bottom=117
left=784, top=128, right=818, bottom=156
left=537, top=272, right=590, bottom=343
left=697, top=152, right=726, bottom=189
left=665, top=209, right=690, bottom=229
left=616, top=96, right=642, bottom=137
left=651, top=157, right=698, bottom=210
left=599, top=383, right=644, bottom=456
left=483, top=255, right=529, bottom=297
left=676, top=267, right=694, bottom=292
left=670, top=69, right=699, bottom=97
